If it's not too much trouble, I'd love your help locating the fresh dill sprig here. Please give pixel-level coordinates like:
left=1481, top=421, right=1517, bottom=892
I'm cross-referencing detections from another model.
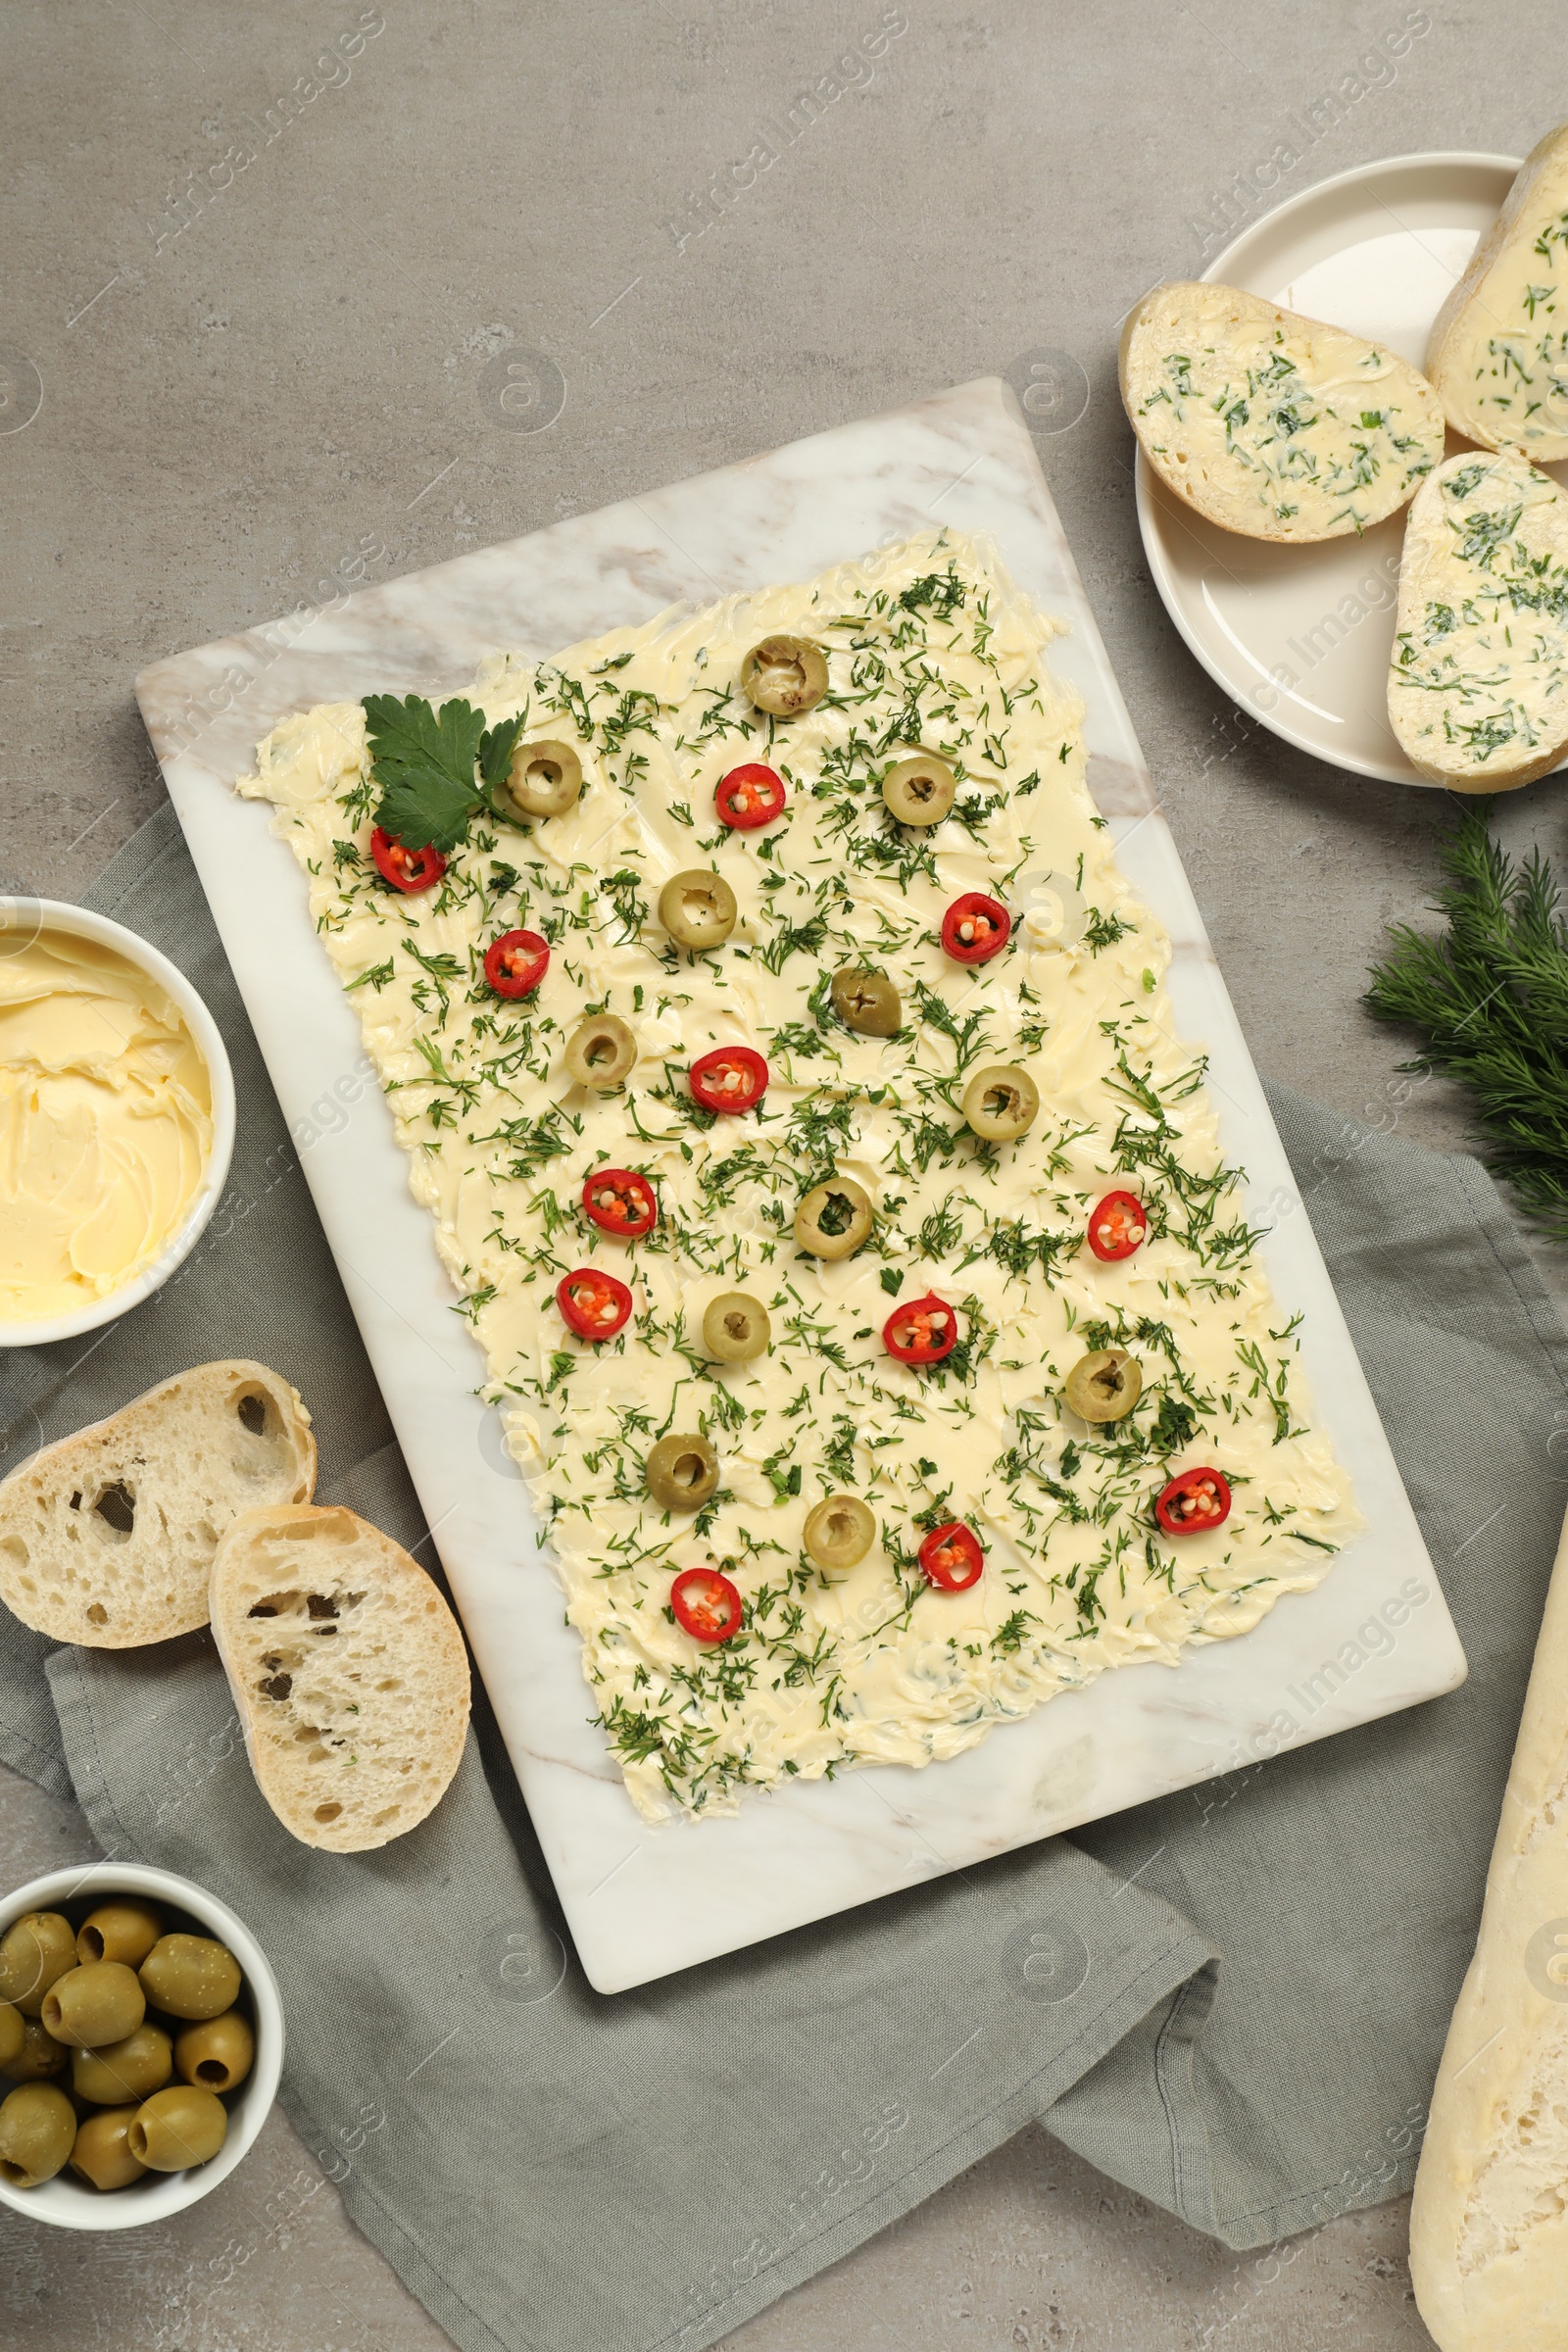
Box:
left=1365, top=804, right=1568, bottom=1233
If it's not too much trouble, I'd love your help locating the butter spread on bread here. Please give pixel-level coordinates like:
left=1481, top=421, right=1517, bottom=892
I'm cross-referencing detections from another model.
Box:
left=1388, top=448, right=1568, bottom=790
left=1120, top=281, right=1444, bottom=542
left=1427, top=123, right=1568, bottom=461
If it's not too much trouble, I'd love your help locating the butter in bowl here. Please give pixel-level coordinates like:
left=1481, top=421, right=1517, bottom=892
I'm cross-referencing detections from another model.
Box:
left=0, top=900, right=234, bottom=1346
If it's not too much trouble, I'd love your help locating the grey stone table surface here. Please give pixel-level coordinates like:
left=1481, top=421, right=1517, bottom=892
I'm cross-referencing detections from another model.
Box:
left=4, top=2, right=1566, bottom=2344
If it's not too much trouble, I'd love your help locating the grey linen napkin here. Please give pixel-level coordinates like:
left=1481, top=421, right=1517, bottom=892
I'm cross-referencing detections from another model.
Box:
left=2, top=808, right=1563, bottom=2348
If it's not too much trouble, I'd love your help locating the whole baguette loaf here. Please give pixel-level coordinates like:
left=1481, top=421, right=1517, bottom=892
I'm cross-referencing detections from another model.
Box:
left=209, top=1503, right=470, bottom=1851
left=1427, top=123, right=1568, bottom=460
left=0, top=1360, right=316, bottom=1647
left=1119, top=279, right=1444, bottom=542
left=1411, top=1501, right=1568, bottom=2344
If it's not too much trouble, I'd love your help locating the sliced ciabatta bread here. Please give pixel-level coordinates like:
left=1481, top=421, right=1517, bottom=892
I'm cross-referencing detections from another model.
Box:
left=1427, top=124, right=1568, bottom=460
left=210, top=1504, right=469, bottom=1851
left=0, top=1361, right=316, bottom=1648
left=1119, top=280, right=1445, bottom=541
left=1389, top=448, right=1568, bottom=790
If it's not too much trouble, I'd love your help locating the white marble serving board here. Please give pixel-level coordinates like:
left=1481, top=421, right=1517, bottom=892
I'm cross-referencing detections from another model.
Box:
left=135, top=380, right=1465, bottom=1993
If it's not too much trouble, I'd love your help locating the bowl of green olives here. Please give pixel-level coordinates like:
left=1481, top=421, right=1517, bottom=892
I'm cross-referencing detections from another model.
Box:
left=0, top=1861, right=282, bottom=2230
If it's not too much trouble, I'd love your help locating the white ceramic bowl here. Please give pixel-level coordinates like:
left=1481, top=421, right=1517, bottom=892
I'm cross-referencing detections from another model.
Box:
left=0, top=1860, right=282, bottom=2229
left=0, top=896, right=236, bottom=1348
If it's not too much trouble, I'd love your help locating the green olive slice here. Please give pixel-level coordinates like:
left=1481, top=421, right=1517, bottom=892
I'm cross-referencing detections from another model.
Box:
left=794, top=1176, right=873, bottom=1260
left=804, top=1494, right=875, bottom=1571
left=660, top=869, right=738, bottom=951
left=961, top=1064, right=1040, bottom=1142
left=882, top=751, right=956, bottom=826
left=497, top=737, right=583, bottom=821
left=830, top=967, right=902, bottom=1038
left=739, top=635, right=828, bottom=716
left=644, top=1433, right=720, bottom=1513
left=1062, top=1348, right=1142, bottom=1425
left=564, top=1013, right=637, bottom=1089
left=703, top=1293, right=770, bottom=1363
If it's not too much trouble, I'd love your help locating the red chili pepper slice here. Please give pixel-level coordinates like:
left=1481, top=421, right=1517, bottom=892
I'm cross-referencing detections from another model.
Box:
left=556, top=1267, right=633, bottom=1340
left=690, top=1046, right=768, bottom=1116
left=714, top=762, right=787, bottom=830
left=883, top=1293, right=958, bottom=1366
left=483, top=928, right=550, bottom=999
left=941, top=893, right=1011, bottom=965
left=1154, top=1467, right=1232, bottom=1536
left=670, top=1566, right=744, bottom=1644
left=369, top=826, right=447, bottom=895
left=917, top=1520, right=985, bottom=1592
left=582, top=1168, right=658, bottom=1239
left=1087, top=1190, right=1149, bottom=1261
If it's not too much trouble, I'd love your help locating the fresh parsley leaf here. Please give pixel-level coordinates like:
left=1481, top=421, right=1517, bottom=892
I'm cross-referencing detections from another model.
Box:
left=478, top=713, right=523, bottom=797
left=365, top=695, right=519, bottom=856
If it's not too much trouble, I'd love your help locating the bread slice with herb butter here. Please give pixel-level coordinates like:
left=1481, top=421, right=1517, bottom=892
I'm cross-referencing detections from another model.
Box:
left=1388, top=448, right=1568, bottom=790
left=210, top=1503, right=469, bottom=1851
left=1410, top=1504, right=1568, bottom=2349
left=0, top=1361, right=316, bottom=1648
left=1119, top=280, right=1445, bottom=542
left=1427, top=123, right=1568, bottom=460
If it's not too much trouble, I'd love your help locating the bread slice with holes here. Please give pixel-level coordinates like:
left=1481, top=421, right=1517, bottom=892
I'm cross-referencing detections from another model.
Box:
left=0, top=1362, right=316, bottom=1648
left=1119, top=280, right=1445, bottom=541
left=209, top=1504, right=469, bottom=1851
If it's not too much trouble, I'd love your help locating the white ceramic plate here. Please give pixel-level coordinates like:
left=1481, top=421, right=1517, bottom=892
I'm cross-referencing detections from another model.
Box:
left=135, top=380, right=1465, bottom=1991
left=1132, top=150, right=1557, bottom=787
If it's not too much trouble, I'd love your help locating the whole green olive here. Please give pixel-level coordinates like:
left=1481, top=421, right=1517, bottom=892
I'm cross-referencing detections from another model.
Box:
left=137, top=1935, right=241, bottom=2023
left=496, top=737, right=583, bottom=821
left=5, top=2018, right=68, bottom=2082
left=0, top=2002, right=22, bottom=2074
left=77, top=1899, right=164, bottom=1970
left=0, top=1913, right=77, bottom=2018
left=72, top=2023, right=172, bottom=2105
left=70, top=2105, right=147, bottom=2192
left=739, top=635, right=828, bottom=716
left=174, top=2009, right=254, bottom=2094
left=128, top=2083, right=228, bottom=2173
left=702, top=1293, right=770, bottom=1364
left=1062, top=1349, right=1143, bottom=1425
left=644, top=1434, right=721, bottom=1513
left=882, top=752, right=956, bottom=826
left=830, top=967, right=902, bottom=1038
left=961, top=1065, right=1041, bottom=1142
left=0, top=2082, right=75, bottom=2187
left=660, top=869, right=738, bottom=952
left=564, top=1012, right=637, bottom=1090
left=794, top=1177, right=874, bottom=1261
left=804, top=1495, right=876, bottom=1571
left=41, top=1961, right=145, bottom=2051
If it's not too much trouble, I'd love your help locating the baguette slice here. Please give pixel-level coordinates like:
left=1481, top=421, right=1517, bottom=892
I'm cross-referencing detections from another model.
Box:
left=0, top=1361, right=316, bottom=1647
left=1427, top=124, right=1568, bottom=460
left=1120, top=280, right=1445, bottom=542
left=1410, top=1503, right=1568, bottom=2347
left=210, top=1504, right=469, bottom=1851
left=1388, top=448, right=1568, bottom=789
